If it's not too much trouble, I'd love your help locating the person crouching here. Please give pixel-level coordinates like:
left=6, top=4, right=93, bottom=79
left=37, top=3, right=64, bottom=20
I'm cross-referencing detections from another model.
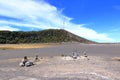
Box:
left=19, top=56, right=34, bottom=67
left=19, top=56, right=28, bottom=67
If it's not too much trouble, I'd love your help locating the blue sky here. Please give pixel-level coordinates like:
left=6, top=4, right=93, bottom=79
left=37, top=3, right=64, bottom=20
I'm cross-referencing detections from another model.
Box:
left=0, top=0, right=120, bottom=42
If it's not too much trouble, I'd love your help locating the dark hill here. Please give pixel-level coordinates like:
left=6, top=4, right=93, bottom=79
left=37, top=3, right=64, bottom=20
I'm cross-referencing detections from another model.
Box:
left=0, top=29, right=96, bottom=44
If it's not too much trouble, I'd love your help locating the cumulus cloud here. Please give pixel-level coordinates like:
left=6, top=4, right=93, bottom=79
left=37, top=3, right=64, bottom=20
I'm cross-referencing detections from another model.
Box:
left=0, top=0, right=115, bottom=42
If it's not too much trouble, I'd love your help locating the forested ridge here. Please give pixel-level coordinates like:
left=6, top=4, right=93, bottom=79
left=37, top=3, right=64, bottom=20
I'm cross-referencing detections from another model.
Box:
left=0, top=29, right=95, bottom=44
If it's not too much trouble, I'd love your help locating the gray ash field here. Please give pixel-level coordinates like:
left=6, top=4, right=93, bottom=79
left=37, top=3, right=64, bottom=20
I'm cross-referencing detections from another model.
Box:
left=0, top=43, right=120, bottom=59
left=0, top=43, right=120, bottom=80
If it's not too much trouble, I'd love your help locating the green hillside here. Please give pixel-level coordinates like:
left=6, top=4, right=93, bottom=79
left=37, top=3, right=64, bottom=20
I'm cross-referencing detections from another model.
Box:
left=0, top=29, right=95, bottom=44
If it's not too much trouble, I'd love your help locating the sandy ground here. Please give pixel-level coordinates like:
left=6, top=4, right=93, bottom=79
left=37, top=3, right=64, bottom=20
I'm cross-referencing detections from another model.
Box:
left=0, top=43, right=120, bottom=80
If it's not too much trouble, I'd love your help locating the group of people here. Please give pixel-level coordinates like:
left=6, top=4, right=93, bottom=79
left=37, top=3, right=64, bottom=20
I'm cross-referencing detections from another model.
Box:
left=71, top=51, right=89, bottom=60
left=19, top=51, right=89, bottom=67
left=19, top=55, right=40, bottom=67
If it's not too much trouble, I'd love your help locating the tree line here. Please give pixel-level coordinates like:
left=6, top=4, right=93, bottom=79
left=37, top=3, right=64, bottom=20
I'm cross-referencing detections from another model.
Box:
left=0, top=29, right=75, bottom=44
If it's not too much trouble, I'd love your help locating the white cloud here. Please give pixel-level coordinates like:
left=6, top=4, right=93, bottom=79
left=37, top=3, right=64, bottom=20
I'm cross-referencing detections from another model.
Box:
left=0, top=26, right=19, bottom=31
left=65, top=24, right=115, bottom=42
left=0, top=0, right=115, bottom=42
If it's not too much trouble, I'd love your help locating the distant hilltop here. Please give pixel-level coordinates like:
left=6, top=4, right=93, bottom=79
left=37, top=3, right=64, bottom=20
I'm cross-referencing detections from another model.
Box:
left=0, top=29, right=96, bottom=44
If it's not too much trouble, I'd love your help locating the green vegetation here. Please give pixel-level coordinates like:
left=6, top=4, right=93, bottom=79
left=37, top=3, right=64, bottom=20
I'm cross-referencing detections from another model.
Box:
left=0, top=29, right=95, bottom=44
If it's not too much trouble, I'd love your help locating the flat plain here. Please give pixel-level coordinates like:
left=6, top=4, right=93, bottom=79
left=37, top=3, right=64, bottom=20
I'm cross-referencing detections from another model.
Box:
left=0, top=43, right=120, bottom=80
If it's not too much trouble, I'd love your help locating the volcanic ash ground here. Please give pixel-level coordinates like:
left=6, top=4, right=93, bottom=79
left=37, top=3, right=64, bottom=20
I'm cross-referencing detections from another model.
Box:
left=0, top=56, right=120, bottom=80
